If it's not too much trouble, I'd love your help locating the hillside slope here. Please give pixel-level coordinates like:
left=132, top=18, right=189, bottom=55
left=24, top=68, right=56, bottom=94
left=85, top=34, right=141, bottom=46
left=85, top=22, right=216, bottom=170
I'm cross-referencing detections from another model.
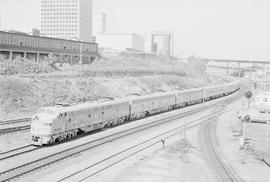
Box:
left=0, top=55, right=225, bottom=119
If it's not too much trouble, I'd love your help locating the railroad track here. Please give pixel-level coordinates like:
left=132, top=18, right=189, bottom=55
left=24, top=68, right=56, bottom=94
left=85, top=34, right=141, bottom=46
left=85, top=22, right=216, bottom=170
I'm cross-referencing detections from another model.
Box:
left=0, top=118, right=31, bottom=136
left=56, top=114, right=215, bottom=182
left=0, top=118, right=31, bottom=126
left=0, top=145, right=38, bottom=161
left=0, top=103, right=235, bottom=181
left=0, top=89, right=243, bottom=182
left=200, top=112, right=244, bottom=182
left=0, top=125, right=30, bottom=136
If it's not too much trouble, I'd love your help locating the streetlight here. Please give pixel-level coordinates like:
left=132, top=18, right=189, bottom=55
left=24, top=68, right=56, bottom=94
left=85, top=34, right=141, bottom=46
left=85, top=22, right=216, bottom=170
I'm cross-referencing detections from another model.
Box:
left=79, top=40, right=82, bottom=77
left=72, top=37, right=83, bottom=77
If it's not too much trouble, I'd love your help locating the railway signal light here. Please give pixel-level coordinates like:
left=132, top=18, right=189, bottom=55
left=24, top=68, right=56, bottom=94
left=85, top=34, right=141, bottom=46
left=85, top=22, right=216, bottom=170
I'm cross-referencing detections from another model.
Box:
left=241, top=115, right=251, bottom=123
left=245, top=91, right=253, bottom=99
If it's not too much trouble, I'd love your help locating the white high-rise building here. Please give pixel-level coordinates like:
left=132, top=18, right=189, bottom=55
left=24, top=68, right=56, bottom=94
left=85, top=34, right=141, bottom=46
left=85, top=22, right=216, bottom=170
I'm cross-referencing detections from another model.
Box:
left=0, top=10, right=2, bottom=30
left=93, top=13, right=106, bottom=35
left=41, top=0, right=93, bottom=42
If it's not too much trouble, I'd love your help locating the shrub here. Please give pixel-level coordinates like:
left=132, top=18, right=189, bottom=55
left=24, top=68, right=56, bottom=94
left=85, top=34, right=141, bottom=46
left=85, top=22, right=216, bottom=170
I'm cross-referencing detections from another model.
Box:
left=0, top=59, right=55, bottom=75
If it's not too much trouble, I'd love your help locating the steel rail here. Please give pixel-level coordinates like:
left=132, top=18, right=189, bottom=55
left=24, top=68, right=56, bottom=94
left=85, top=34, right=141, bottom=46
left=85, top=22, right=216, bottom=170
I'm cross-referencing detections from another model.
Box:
left=0, top=108, right=211, bottom=182
left=0, top=125, right=30, bottom=136
left=58, top=116, right=215, bottom=182
left=0, top=145, right=38, bottom=161
left=57, top=106, right=236, bottom=181
left=0, top=92, right=240, bottom=182
left=201, top=115, right=244, bottom=182
left=0, top=118, right=31, bottom=126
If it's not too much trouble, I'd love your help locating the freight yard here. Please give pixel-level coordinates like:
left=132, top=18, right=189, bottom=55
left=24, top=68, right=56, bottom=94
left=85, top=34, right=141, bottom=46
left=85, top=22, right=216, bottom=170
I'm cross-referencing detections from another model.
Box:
left=1, top=53, right=270, bottom=181
left=1, top=0, right=270, bottom=181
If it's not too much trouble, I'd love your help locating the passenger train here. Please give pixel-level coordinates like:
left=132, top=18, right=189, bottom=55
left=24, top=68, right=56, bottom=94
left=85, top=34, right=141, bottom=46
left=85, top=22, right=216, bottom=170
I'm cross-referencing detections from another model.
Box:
left=30, top=81, right=240, bottom=145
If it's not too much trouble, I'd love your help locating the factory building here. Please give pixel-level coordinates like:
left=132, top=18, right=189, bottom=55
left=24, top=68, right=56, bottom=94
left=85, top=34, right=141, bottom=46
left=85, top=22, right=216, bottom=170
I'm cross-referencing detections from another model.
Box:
left=41, top=0, right=93, bottom=42
left=151, top=31, right=174, bottom=56
left=96, top=33, right=145, bottom=53
left=93, top=13, right=107, bottom=35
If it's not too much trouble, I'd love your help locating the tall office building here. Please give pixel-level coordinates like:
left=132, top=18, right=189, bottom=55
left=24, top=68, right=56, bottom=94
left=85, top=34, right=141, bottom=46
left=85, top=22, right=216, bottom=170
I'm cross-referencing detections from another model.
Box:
left=0, top=10, right=2, bottom=30
left=41, top=0, right=93, bottom=42
left=93, top=13, right=106, bottom=35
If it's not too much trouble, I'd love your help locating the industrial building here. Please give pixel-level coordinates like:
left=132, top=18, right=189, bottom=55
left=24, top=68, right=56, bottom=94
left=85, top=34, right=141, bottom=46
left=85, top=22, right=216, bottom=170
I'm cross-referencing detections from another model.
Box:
left=96, top=33, right=145, bottom=53
left=0, top=31, right=98, bottom=63
left=151, top=31, right=174, bottom=56
left=41, top=0, right=93, bottom=42
left=93, top=13, right=107, bottom=35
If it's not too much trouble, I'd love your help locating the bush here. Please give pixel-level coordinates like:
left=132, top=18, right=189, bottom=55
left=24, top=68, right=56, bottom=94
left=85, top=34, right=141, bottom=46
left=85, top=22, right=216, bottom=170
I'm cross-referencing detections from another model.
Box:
left=0, top=78, right=40, bottom=114
left=0, top=59, right=55, bottom=75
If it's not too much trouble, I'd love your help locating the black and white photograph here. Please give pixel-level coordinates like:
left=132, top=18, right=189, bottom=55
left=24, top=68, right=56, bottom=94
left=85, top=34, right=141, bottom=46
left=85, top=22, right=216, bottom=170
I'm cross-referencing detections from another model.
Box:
left=0, top=0, right=270, bottom=181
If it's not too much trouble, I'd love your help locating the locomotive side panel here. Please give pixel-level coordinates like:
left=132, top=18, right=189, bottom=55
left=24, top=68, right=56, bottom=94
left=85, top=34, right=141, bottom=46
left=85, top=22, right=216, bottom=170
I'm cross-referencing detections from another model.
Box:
left=130, top=96, right=155, bottom=115
left=51, top=116, right=66, bottom=134
left=64, top=100, right=130, bottom=132
left=176, top=88, right=204, bottom=104
left=158, top=93, right=175, bottom=108
left=130, top=93, right=175, bottom=115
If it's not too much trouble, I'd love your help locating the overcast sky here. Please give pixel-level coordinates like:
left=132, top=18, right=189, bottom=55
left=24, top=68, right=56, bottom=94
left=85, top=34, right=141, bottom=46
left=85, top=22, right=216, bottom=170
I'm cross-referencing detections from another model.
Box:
left=0, top=0, right=269, bottom=60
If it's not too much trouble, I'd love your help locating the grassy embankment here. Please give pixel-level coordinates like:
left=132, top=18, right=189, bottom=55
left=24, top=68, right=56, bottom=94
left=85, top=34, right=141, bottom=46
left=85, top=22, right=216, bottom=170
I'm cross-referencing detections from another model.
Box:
left=0, top=54, right=225, bottom=119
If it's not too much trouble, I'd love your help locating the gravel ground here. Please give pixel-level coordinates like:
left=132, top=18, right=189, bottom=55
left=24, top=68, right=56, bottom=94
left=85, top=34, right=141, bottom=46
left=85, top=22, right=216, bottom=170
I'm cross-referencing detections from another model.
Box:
left=0, top=132, right=29, bottom=153
left=216, top=98, right=270, bottom=182
left=107, top=128, right=215, bottom=182
left=31, top=106, right=215, bottom=182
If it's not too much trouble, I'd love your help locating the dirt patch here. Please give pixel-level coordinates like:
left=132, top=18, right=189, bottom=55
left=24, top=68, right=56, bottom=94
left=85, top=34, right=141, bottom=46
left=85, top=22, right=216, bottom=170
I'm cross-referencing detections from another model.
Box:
left=111, top=138, right=214, bottom=182
left=216, top=100, right=270, bottom=181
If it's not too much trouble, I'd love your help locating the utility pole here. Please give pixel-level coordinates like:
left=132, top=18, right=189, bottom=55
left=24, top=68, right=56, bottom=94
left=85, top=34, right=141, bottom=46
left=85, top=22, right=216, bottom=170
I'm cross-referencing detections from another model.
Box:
left=79, top=41, right=82, bottom=78
left=240, top=91, right=253, bottom=149
left=184, top=120, right=187, bottom=140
